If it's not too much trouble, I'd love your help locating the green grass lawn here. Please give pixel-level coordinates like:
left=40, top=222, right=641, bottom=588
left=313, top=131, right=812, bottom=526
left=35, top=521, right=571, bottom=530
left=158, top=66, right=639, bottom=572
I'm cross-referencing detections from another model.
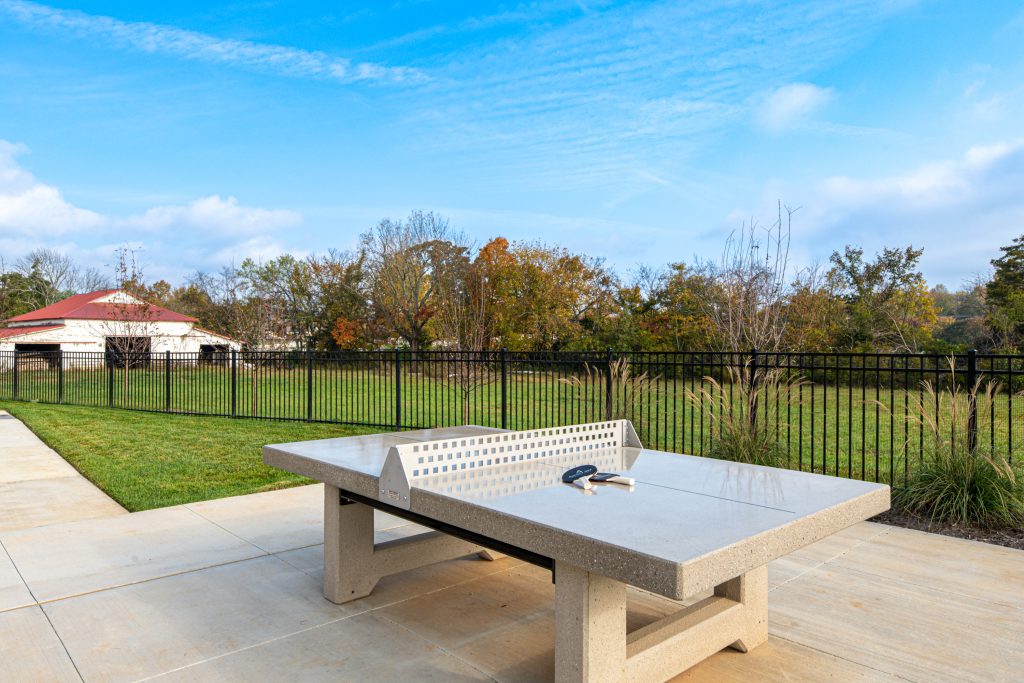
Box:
left=0, top=401, right=379, bottom=512
left=4, top=363, right=1022, bottom=492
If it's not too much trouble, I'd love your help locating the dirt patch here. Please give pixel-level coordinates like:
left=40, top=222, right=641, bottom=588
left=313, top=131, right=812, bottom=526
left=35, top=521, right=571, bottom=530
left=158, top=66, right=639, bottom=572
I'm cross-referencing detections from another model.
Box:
left=871, top=509, right=1024, bottom=551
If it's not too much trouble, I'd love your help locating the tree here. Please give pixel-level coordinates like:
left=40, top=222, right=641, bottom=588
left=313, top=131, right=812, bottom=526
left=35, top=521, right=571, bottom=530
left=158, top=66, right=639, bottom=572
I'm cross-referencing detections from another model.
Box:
left=361, top=211, right=460, bottom=351
left=698, top=204, right=796, bottom=352
left=101, top=247, right=157, bottom=384
left=12, top=248, right=110, bottom=308
left=781, top=266, right=844, bottom=351
left=932, top=281, right=988, bottom=351
left=430, top=246, right=495, bottom=421
left=475, top=237, right=616, bottom=350
left=637, top=263, right=719, bottom=352
left=986, top=234, right=1024, bottom=350
left=827, top=245, right=938, bottom=352
left=310, top=250, right=371, bottom=350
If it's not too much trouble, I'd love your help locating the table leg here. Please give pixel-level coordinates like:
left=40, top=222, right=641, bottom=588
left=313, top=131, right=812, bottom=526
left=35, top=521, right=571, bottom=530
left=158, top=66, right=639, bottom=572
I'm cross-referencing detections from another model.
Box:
left=554, top=562, right=627, bottom=683
left=554, top=561, right=769, bottom=683
left=322, top=484, right=493, bottom=604
left=323, top=485, right=376, bottom=603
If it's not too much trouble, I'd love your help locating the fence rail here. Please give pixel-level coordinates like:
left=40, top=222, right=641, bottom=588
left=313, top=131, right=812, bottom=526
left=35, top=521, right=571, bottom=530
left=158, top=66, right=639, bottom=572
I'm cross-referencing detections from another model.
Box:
left=1, top=348, right=1021, bottom=487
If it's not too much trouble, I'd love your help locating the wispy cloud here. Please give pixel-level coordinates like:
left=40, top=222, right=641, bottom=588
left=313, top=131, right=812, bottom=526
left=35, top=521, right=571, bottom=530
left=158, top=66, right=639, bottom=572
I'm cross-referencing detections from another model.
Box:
left=398, top=1, right=910, bottom=192
left=756, top=83, right=835, bottom=132
left=0, top=0, right=424, bottom=85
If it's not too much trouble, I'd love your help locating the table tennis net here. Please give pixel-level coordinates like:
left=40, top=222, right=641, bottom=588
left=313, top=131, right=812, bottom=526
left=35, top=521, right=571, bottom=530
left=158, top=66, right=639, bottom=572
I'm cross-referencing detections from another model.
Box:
left=378, top=420, right=642, bottom=508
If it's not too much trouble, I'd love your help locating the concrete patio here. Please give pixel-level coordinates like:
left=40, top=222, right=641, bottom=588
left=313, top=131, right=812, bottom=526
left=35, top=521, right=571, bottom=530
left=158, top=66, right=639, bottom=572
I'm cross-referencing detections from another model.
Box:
left=1, top=481, right=1022, bottom=682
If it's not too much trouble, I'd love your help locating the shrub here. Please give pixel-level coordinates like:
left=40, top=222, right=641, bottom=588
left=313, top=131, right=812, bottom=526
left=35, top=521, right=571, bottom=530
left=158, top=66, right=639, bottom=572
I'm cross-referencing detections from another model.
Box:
left=560, top=357, right=656, bottom=443
left=892, top=366, right=1024, bottom=528
left=684, top=366, right=805, bottom=468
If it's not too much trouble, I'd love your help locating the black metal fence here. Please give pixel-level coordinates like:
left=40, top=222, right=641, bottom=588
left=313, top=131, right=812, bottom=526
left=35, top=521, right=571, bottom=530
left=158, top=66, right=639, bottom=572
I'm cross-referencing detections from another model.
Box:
left=1, top=348, right=1021, bottom=487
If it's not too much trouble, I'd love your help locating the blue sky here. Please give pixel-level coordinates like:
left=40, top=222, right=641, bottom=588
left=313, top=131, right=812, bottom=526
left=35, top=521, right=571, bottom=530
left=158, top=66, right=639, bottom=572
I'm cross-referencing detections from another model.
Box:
left=1, top=0, right=1023, bottom=287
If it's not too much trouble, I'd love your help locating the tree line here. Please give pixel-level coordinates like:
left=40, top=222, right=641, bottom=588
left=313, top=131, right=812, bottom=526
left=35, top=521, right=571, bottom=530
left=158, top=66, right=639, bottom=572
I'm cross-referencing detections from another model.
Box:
left=2, top=208, right=1023, bottom=354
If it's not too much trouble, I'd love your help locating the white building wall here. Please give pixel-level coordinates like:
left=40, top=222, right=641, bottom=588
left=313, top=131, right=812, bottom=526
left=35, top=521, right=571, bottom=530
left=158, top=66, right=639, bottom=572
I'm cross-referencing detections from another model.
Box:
left=0, top=318, right=238, bottom=367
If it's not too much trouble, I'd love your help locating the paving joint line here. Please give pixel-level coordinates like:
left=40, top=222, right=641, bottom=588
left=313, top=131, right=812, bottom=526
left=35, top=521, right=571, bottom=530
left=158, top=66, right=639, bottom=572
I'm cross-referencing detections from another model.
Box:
left=771, top=632, right=923, bottom=682
left=0, top=537, right=86, bottom=682
left=32, top=552, right=269, bottom=607
left=769, top=525, right=892, bottom=593
left=132, top=558, right=525, bottom=682
left=180, top=504, right=274, bottom=555
left=374, top=611, right=500, bottom=682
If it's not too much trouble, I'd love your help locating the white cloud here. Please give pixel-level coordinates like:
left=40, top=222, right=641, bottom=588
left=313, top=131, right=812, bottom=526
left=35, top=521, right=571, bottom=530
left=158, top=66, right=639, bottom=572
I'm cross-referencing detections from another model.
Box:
left=757, top=83, right=835, bottom=132
left=0, top=139, right=306, bottom=280
left=123, top=195, right=302, bottom=236
left=209, top=236, right=294, bottom=265
left=0, top=141, right=105, bottom=236
left=735, top=140, right=1024, bottom=285
left=0, top=0, right=423, bottom=85
left=816, top=140, right=1024, bottom=213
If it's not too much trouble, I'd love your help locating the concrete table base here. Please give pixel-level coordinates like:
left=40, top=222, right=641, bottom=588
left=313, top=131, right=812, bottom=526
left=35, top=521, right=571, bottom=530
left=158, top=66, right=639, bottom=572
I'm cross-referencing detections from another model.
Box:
left=322, top=484, right=767, bottom=682
left=554, top=562, right=767, bottom=682
left=322, top=484, right=501, bottom=604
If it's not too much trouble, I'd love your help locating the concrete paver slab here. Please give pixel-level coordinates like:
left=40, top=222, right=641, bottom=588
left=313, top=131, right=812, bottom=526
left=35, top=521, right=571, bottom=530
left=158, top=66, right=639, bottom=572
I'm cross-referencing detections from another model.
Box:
left=0, top=447, right=83, bottom=483
left=0, top=606, right=81, bottom=683
left=831, top=523, right=1024, bottom=608
left=767, top=522, right=891, bottom=589
left=0, top=507, right=264, bottom=602
left=151, top=610, right=491, bottom=683
left=184, top=484, right=410, bottom=554
left=0, top=477, right=126, bottom=532
left=0, top=410, right=125, bottom=532
left=152, top=611, right=492, bottom=683
left=676, top=635, right=903, bottom=682
left=0, top=542, right=35, bottom=613
left=769, top=561, right=1024, bottom=683
left=43, top=555, right=353, bottom=682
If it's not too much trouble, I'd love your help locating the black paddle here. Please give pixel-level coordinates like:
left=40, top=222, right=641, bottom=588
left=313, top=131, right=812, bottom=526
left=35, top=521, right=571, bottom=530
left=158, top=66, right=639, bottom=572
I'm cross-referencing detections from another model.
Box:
left=561, top=464, right=597, bottom=489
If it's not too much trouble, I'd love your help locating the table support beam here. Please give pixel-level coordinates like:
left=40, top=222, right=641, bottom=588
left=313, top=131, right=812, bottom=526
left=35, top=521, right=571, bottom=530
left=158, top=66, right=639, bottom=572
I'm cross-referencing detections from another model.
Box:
left=554, top=561, right=768, bottom=683
left=322, top=484, right=489, bottom=604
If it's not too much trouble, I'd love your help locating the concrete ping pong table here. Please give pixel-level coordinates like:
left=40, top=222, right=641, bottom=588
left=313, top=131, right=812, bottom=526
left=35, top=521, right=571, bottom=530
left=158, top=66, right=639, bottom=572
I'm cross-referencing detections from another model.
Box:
left=264, top=420, right=889, bottom=682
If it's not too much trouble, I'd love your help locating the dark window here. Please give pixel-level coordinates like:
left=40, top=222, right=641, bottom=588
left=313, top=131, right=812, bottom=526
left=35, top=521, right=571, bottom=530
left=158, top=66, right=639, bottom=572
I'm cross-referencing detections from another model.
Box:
left=105, top=337, right=151, bottom=368
left=199, top=344, right=230, bottom=365
left=13, top=343, right=61, bottom=369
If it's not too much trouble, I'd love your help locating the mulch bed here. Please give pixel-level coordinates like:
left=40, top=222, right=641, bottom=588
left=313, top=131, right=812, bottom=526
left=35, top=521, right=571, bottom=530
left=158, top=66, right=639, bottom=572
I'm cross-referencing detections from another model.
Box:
left=871, top=509, right=1024, bottom=551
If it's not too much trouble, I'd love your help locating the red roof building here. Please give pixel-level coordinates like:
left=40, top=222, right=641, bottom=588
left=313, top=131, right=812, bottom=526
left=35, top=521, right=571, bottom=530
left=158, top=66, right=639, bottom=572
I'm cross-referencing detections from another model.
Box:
left=1, top=290, right=236, bottom=356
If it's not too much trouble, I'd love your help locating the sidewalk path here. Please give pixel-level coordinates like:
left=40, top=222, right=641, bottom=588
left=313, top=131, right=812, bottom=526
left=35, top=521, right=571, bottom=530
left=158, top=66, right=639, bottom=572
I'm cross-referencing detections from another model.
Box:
left=0, top=410, right=125, bottom=532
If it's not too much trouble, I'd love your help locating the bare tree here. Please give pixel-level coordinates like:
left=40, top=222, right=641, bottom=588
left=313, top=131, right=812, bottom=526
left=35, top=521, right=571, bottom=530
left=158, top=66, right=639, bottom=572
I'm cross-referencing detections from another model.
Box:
left=699, top=202, right=797, bottom=352
left=361, top=211, right=463, bottom=351
left=15, top=248, right=81, bottom=306
left=431, top=249, right=496, bottom=422
left=101, top=247, right=157, bottom=383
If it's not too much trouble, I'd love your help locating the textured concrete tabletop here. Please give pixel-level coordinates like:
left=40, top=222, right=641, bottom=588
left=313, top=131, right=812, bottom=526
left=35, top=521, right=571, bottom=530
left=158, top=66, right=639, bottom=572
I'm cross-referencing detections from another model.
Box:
left=265, top=428, right=889, bottom=599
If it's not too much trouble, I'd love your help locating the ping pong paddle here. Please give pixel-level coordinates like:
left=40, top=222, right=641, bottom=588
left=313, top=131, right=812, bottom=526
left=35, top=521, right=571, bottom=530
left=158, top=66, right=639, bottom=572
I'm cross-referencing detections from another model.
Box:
left=561, top=464, right=597, bottom=489
left=590, top=472, right=635, bottom=486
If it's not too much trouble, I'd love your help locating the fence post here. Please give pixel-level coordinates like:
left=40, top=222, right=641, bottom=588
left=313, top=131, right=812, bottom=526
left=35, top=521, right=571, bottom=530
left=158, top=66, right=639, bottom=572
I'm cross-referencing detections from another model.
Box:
left=748, top=347, right=759, bottom=426
left=57, top=349, right=64, bottom=404
left=394, top=348, right=402, bottom=430
left=107, top=353, right=114, bottom=408
left=165, top=351, right=171, bottom=413
left=306, top=347, right=314, bottom=423
left=230, top=349, right=237, bottom=418
left=967, top=349, right=978, bottom=453
left=12, top=350, right=19, bottom=401
left=605, top=348, right=614, bottom=421
left=500, top=348, right=508, bottom=429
